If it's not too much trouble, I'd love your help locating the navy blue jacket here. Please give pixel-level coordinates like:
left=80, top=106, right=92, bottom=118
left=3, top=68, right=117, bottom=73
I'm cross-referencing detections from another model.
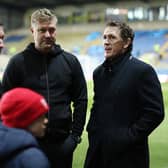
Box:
left=0, top=124, right=50, bottom=168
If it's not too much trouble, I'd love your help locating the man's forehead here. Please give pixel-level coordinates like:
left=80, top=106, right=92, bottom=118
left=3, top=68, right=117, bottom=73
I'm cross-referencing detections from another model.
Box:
left=34, top=20, right=56, bottom=28
left=103, top=26, right=120, bottom=35
left=0, top=26, right=5, bottom=36
left=0, top=26, right=4, bottom=31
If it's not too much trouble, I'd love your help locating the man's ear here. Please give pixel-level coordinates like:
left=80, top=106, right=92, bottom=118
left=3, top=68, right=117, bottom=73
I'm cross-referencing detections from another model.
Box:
left=123, top=38, right=131, bottom=49
left=30, top=27, right=34, bottom=34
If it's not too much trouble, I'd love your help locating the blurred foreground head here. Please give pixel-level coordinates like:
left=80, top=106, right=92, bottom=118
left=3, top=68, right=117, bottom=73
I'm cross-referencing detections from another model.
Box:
left=0, top=88, right=49, bottom=137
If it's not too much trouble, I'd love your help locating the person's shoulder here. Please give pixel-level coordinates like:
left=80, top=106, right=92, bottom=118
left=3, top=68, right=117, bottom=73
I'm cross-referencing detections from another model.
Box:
left=0, top=126, right=38, bottom=146
left=61, top=50, right=81, bottom=66
left=62, top=50, right=77, bottom=59
left=129, top=56, right=154, bottom=71
left=9, top=51, right=25, bottom=63
left=7, top=147, right=50, bottom=168
left=0, top=126, right=40, bottom=166
left=94, top=64, right=103, bottom=74
left=19, top=147, right=50, bottom=168
left=128, top=56, right=159, bottom=80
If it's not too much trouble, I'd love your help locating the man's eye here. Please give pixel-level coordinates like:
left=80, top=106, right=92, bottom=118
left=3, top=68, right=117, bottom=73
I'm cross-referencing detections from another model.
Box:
left=38, top=29, right=46, bottom=33
left=103, top=35, right=107, bottom=39
left=108, top=35, right=114, bottom=40
left=48, top=28, right=56, bottom=33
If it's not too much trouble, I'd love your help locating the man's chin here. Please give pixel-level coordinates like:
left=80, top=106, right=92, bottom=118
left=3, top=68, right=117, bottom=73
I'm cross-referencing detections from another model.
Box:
left=105, top=54, right=112, bottom=59
left=105, top=53, right=117, bottom=60
left=41, top=45, right=53, bottom=52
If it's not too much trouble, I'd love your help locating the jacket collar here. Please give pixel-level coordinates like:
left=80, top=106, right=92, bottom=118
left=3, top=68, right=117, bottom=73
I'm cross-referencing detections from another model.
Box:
left=25, top=43, right=63, bottom=57
left=103, top=51, right=131, bottom=74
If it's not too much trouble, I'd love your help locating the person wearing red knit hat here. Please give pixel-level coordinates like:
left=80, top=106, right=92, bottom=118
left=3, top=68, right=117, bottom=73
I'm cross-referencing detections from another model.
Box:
left=0, top=87, right=50, bottom=168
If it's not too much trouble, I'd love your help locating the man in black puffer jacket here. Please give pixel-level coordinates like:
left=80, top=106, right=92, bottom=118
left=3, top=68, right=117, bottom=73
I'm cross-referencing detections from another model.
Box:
left=2, top=8, right=87, bottom=168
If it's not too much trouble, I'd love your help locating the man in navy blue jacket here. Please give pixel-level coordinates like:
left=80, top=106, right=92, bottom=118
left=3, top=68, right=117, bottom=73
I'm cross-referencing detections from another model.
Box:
left=84, top=20, right=164, bottom=168
left=0, top=88, right=50, bottom=168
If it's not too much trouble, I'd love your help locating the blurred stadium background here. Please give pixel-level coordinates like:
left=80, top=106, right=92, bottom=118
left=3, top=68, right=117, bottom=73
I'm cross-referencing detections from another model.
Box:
left=1, top=0, right=168, bottom=82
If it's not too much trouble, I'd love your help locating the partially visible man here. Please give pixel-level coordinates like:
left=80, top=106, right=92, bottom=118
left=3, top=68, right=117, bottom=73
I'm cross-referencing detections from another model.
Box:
left=84, top=20, right=164, bottom=168
left=0, top=23, right=5, bottom=96
left=2, top=8, right=87, bottom=168
left=0, top=23, right=5, bottom=54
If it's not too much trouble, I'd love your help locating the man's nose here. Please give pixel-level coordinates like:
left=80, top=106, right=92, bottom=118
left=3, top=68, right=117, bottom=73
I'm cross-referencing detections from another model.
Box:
left=103, top=37, right=111, bottom=44
left=44, top=31, right=50, bottom=37
left=104, top=40, right=110, bottom=46
left=44, top=118, right=48, bottom=124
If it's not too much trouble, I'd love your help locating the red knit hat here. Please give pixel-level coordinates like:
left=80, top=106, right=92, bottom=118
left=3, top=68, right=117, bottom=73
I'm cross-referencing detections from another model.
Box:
left=0, top=87, right=49, bottom=128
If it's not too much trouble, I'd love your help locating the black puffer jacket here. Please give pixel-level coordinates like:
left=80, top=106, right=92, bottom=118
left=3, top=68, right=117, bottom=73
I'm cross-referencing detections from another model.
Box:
left=2, top=43, right=87, bottom=140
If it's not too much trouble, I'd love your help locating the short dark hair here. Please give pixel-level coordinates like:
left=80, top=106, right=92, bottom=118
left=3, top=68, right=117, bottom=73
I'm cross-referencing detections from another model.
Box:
left=106, top=20, right=134, bottom=41
left=106, top=20, right=134, bottom=52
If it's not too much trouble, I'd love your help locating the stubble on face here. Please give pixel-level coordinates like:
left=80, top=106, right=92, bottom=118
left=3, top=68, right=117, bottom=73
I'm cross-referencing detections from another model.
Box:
left=31, top=20, right=56, bottom=54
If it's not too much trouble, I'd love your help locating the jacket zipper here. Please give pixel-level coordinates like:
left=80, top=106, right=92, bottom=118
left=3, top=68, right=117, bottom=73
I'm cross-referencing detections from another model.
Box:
left=44, top=57, right=50, bottom=121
